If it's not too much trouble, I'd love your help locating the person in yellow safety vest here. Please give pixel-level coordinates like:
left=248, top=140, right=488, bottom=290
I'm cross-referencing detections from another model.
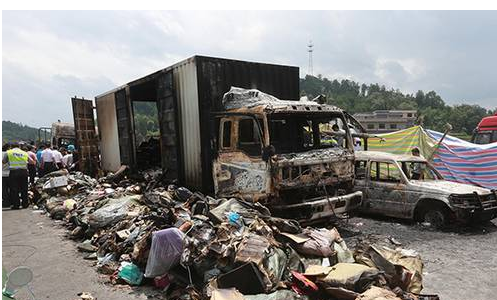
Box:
left=321, top=135, right=338, bottom=147
left=2, top=142, right=29, bottom=209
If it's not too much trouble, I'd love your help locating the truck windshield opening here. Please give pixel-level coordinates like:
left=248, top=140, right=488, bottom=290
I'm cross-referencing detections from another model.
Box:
left=268, top=113, right=349, bottom=154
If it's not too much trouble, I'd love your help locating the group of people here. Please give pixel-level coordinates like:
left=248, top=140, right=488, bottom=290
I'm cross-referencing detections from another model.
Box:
left=2, top=142, right=77, bottom=209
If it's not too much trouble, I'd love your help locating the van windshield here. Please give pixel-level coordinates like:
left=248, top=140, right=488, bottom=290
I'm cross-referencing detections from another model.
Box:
left=268, top=113, right=350, bottom=154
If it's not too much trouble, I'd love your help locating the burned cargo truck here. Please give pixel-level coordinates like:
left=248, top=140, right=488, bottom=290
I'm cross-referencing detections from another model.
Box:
left=215, top=87, right=362, bottom=220
left=74, top=55, right=361, bottom=221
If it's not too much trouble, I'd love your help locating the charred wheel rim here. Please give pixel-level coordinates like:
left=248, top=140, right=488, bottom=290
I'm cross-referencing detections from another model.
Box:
left=424, top=209, right=446, bottom=228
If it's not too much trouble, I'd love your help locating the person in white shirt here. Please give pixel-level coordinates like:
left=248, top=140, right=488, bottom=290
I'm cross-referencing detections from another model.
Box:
left=40, top=143, right=56, bottom=176
left=61, top=148, right=73, bottom=169
left=52, top=146, right=63, bottom=169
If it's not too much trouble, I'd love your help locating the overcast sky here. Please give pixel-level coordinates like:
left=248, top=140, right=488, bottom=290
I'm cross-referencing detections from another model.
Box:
left=3, top=10, right=497, bottom=127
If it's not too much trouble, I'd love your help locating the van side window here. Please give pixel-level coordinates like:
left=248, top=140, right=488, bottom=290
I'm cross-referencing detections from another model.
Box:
left=370, top=161, right=378, bottom=180
left=238, top=118, right=261, bottom=156
left=376, top=162, right=401, bottom=183
left=222, top=120, right=231, bottom=148
left=355, top=160, right=367, bottom=179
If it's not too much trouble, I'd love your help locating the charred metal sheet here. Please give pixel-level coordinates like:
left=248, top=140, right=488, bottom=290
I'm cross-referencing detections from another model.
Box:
left=223, top=87, right=340, bottom=112
left=173, top=60, right=202, bottom=189
left=273, top=148, right=354, bottom=190
left=271, top=191, right=363, bottom=221
left=275, top=148, right=354, bottom=166
left=157, top=70, right=180, bottom=180
left=213, top=158, right=270, bottom=201
left=115, top=88, right=134, bottom=166
left=95, top=92, right=120, bottom=172
left=71, top=97, right=99, bottom=176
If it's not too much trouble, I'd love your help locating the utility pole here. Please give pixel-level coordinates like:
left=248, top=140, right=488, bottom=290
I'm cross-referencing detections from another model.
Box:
left=307, top=41, right=314, bottom=76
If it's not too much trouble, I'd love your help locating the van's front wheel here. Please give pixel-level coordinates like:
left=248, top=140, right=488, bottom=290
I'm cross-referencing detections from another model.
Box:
left=415, top=200, right=451, bottom=229
left=423, top=209, right=447, bottom=228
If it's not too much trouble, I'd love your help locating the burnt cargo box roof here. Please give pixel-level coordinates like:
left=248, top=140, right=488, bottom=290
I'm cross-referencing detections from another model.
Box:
left=97, top=55, right=300, bottom=101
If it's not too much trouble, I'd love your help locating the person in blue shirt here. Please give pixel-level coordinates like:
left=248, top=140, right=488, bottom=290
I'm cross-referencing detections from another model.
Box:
left=36, top=144, right=45, bottom=176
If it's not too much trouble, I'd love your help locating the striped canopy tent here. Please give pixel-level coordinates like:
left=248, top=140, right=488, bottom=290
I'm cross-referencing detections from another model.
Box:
left=366, top=125, right=497, bottom=189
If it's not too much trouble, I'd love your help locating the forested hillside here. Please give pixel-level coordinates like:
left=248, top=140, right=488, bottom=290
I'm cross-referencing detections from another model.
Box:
left=4, top=76, right=495, bottom=143
left=300, top=75, right=495, bottom=135
left=133, top=102, right=160, bottom=145
left=2, top=121, right=39, bottom=143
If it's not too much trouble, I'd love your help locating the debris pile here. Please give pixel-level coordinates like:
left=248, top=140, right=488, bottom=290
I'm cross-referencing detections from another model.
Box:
left=33, top=169, right=439, bottom=300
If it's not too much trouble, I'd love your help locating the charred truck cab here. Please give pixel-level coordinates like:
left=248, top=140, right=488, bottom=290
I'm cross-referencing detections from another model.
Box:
left=213, top=88, right=362, bottom=221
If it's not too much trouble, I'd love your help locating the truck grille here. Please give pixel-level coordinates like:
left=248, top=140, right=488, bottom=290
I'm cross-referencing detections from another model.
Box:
left=451, top=193, right=497, bottom=210
left=281, top=164, right=317, bottom=180
left=480, top=193, right=497, bottom=210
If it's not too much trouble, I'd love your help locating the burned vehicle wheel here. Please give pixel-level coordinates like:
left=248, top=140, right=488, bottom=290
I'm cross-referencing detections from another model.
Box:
left=418, top=202, right=450, bottom=228
left=423, top=209, right=447, bottom=228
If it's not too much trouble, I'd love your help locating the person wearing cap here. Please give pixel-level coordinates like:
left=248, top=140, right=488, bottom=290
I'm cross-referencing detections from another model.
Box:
left=3, top=142, right=29, bottom=209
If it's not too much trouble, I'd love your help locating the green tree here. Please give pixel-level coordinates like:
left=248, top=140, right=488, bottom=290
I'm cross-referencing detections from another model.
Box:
left=300, top=75, right=493, bottom=138
left=2, top=121, right=39, bottom=143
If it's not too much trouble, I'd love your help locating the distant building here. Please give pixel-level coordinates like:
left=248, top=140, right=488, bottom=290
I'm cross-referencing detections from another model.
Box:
left=353, top=110, right=417, bottom=133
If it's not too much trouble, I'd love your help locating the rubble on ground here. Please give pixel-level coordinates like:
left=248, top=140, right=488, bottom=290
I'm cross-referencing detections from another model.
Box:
left=31, top=168, right=440, bottom=300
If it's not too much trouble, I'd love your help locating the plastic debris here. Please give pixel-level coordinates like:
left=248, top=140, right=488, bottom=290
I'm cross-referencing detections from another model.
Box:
left=144, top=228, right=184, bottom=278
left=117, top=262, right=143, bottom=285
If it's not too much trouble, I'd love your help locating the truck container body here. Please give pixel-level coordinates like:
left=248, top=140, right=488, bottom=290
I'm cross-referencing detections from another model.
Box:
left=92, top=55, right=299, bottom=192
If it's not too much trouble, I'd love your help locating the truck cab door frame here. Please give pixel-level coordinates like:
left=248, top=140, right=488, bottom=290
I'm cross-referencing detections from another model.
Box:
left=212, top=112, right=271, bottom=201
left=344, top=111, right=369, bottom=150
